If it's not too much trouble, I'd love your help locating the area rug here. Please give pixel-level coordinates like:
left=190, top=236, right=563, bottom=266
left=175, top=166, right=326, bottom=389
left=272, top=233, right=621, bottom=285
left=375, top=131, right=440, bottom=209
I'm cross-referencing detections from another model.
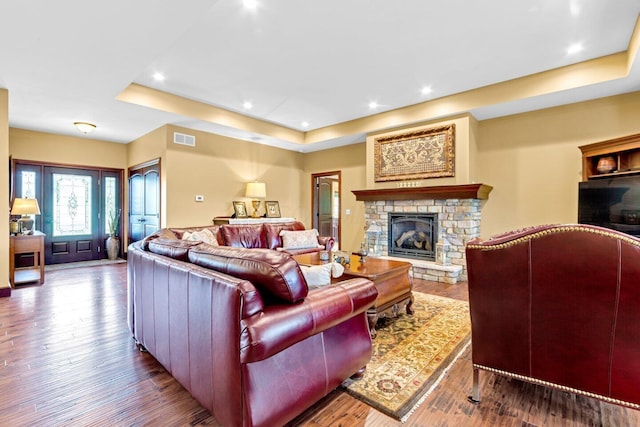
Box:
left=341, top=292, right=471, bottom=422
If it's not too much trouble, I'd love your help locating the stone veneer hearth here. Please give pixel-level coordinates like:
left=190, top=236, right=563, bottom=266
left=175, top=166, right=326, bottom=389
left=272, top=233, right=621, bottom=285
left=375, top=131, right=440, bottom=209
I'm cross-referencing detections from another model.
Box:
left=353, top=184, right=492, bottom=284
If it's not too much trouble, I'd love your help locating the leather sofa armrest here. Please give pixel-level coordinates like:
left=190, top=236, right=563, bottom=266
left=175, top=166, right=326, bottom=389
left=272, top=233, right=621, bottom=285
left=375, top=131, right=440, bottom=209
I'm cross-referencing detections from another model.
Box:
left=240, top=278, right=377, bottom=363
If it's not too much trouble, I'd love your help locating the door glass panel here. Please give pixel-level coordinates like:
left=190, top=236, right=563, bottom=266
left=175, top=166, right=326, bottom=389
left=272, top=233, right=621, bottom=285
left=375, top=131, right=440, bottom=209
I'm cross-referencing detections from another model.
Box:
left=20, top=171, right=36, bottom=198
left=104, top=176, right=117, bottom=233
left=53, top=173, right=92, bottom=236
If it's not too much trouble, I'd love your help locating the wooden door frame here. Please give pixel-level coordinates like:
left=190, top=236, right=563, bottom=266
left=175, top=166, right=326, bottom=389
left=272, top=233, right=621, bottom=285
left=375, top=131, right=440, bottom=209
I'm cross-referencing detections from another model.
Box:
left=311, top=171, right=341, bottom=248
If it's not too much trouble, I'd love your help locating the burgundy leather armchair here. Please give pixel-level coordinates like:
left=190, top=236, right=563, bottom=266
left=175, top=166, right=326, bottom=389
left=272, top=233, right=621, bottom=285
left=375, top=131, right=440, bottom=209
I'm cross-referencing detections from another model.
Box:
left=127, top=234, right=377, bottom=426
left=465, top=224, right=640, bottom=410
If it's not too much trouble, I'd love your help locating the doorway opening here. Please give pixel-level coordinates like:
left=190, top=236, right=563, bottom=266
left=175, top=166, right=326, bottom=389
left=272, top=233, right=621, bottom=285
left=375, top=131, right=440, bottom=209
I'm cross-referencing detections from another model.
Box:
left=311, top=171, right=341, bottom=249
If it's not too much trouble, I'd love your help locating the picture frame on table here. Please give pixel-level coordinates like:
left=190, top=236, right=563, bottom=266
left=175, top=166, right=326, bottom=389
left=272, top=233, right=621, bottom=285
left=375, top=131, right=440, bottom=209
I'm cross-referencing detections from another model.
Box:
left=233, top=201, right=248, bottom=218
left=265, top=201, right=281, bottom=218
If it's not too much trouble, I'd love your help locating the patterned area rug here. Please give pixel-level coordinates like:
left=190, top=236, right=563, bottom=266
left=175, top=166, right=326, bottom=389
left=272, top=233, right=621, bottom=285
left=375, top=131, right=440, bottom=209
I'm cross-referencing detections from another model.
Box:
left=341, top=292, right=471, bottom=421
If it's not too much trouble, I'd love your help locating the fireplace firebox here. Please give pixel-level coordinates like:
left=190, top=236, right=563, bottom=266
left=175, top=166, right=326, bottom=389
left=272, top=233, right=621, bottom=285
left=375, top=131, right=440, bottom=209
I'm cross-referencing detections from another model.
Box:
left=388, top=213, right=437, bottom=260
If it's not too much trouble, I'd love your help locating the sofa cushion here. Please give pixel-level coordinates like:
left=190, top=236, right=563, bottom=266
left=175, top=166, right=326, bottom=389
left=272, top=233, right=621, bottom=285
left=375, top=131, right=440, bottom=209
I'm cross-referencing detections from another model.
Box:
left=220, top=224, right=267, bottom=248
left=182, top=228, right=219, bottom=246
left=148, top=238, right=202, bottom=261
left=264, top=221, right=305, bottom=249
left=279, top=229, right=321, bottom=250
left=188, top=245, right=308, bottom=303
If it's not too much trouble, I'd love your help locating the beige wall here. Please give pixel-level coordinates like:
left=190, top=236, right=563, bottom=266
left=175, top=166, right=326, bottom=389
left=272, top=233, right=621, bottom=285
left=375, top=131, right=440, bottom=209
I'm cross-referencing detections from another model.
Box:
left=476, top=91, right=640, bottom=237
left=303, top=142, right=367, bottom=251
left=161, top=125, right=305, bottom=228
left=9, top=128, right=127, bottom=169
left=1, top=90, right=9, bottom=287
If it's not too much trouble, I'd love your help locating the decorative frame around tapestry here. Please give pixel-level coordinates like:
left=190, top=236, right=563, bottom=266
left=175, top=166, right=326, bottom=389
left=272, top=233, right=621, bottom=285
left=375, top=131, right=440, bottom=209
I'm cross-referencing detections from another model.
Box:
left=374, top=124, right=455, bottom=182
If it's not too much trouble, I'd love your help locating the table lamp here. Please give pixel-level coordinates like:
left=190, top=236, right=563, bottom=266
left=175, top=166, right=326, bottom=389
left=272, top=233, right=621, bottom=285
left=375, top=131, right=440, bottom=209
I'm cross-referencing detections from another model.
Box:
left=245, top=182, right=266, bottom=218
left=11, top=197, right=41, bottom=234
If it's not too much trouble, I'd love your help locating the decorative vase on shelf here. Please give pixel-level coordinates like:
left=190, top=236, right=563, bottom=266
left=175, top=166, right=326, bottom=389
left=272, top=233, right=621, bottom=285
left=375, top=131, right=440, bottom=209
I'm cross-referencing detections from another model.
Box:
left=596, top=156, right=617, bottom=174
left=106, top=235, right=120, bottom=260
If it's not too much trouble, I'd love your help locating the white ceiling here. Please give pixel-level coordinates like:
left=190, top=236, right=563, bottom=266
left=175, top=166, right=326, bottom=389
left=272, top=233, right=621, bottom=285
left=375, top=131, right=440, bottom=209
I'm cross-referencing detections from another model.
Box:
left=2, top=0, right=640, bottom=152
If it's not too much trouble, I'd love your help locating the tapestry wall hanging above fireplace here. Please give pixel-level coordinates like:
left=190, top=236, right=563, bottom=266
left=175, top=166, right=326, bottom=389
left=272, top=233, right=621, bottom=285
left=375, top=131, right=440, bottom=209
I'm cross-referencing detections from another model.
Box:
left=374, top=124, right=455, bottom=182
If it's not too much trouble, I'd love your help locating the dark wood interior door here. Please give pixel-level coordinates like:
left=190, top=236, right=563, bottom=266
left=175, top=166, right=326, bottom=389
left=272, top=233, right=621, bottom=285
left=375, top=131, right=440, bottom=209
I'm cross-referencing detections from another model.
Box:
left=128, top=161, right=160, bottom=243
left=43, top=167, right=101, bottom=264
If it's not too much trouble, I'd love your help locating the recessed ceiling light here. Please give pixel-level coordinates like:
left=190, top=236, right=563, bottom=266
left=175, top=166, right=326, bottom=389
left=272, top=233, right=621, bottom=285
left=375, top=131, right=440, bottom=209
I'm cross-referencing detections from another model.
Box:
left=421, top=86, right=433, bottom=96
left=243, top=101, right=253, bottom=110
left=301, top=121, right=309, bottom=128
left=243, top=0, right=258, bottom=10
left=567, top=43, right=584, bottom=55
left=569, top=0, right=581, bottom=16
left=368, top=101, right=379, bottom=109
left=152, top=72, right=165, bottom=82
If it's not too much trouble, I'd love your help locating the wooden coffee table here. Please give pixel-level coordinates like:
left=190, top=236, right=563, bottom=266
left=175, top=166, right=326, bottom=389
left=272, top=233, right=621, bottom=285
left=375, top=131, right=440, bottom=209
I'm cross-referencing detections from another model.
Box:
left=293, top=253, right=414, bottom=337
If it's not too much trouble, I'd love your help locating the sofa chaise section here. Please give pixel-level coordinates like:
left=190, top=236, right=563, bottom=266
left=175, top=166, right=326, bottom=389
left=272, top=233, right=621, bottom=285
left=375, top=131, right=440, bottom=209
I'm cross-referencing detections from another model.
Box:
left=127, top=237, right=377, bottom=427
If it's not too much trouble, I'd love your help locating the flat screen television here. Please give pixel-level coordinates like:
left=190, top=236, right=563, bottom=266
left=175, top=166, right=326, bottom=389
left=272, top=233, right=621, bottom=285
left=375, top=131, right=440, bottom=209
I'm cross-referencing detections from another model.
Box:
left=578, top=174, right=640, bottom=236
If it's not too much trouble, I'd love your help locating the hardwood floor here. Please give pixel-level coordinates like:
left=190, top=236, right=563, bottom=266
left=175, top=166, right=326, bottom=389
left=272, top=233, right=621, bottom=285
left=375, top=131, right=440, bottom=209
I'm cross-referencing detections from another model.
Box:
left=1, top=264, right=638, bottom=426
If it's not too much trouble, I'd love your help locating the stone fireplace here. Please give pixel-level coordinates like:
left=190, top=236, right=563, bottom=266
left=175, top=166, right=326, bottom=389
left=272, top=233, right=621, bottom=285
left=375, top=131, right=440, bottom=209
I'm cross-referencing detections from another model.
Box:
left=353, top=184, right=492, bottom=283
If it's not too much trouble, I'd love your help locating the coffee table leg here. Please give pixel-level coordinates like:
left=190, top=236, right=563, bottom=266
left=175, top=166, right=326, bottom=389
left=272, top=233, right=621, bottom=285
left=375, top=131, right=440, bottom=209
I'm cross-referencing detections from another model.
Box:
left=406, top=293, right=415, bottom=315
left=367, top=310, right=379, bottom=339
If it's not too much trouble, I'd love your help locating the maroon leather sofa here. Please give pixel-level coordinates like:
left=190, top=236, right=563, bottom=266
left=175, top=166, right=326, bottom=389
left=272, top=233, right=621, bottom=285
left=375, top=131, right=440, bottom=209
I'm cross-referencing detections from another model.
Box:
left=165, top=221, right=334, bottom=255
left=127, top=230, right=377, bottom=427
left=465, top=224, right=640, bottom=410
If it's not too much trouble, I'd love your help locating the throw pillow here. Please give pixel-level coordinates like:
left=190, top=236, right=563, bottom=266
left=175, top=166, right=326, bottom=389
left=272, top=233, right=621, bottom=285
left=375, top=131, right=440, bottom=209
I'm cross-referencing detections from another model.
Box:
left=279, top=229, right=321, bottom=250
left=299, top=262, right=345, bottom=288
left=182, top=228, right=219, bottom=246
left=300, top=264, right=332, bottom=287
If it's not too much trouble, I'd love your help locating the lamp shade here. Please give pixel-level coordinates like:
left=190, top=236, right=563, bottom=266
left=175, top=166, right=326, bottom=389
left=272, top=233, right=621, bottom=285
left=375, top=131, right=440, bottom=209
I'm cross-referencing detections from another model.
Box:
left=245, top=181, right=266, bottom=198
left=11, top=198, right=41, bottom=215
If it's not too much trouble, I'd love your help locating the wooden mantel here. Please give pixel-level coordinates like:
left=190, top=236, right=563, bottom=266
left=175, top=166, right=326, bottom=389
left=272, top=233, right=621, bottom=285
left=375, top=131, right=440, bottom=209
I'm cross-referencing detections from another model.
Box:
left=352, top=183, right=493, bottom=202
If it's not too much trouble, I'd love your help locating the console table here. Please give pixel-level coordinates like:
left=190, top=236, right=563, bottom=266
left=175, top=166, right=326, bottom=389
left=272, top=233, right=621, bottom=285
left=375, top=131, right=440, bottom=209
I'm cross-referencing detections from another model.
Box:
left=213, top=216, right=296, bottom=225
left=10, top=231, right=45, bottom=287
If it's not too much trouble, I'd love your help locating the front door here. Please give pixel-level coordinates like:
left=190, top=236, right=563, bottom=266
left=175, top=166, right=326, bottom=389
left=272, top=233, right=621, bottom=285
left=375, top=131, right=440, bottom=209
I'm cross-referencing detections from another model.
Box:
left=42, top=167, right=101, bottom=264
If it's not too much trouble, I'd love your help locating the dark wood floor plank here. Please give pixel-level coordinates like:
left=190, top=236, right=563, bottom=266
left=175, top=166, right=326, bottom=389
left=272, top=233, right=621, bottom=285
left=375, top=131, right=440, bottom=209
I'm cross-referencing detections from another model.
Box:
left=0, top=264, right=638, bottom=426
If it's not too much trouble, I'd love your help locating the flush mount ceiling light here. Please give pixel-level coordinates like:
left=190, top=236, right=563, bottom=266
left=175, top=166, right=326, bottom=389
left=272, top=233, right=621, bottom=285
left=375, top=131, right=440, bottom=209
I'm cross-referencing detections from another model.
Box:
left=74, top=121, right=97, bottom=134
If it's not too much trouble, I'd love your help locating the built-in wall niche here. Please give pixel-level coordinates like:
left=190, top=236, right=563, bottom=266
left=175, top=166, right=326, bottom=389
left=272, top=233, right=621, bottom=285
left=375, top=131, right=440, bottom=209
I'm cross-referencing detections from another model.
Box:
left=579, top=133, right=640, bottom=180
left=578, top=133, right=640, bottom=236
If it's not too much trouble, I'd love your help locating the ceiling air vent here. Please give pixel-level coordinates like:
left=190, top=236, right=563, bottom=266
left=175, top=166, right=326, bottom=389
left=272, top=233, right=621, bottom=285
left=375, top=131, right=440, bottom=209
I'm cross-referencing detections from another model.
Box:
left=173, top=132, right=195, bottom=147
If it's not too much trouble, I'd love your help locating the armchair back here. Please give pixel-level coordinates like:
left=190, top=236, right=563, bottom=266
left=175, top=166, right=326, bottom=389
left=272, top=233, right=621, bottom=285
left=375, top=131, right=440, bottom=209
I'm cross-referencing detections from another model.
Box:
left=466, top=224, right=640, bottom=409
